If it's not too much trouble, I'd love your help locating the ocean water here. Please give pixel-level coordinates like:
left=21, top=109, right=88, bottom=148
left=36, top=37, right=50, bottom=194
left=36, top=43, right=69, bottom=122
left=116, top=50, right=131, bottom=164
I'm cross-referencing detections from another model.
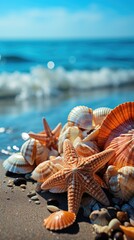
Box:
left=0, top=39, right=134, bottom=159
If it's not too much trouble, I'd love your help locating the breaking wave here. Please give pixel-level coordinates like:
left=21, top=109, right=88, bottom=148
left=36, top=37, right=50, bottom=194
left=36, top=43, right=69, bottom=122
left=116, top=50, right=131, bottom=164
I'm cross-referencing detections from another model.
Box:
left=0, top=66, right=134, bottom=100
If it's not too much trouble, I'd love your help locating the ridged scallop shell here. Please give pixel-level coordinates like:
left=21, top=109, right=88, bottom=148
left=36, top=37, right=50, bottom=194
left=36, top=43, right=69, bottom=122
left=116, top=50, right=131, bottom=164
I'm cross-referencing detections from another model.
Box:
left=58, top=126, right=82, bottom=154
left=93, top=107, right=112, bottom=126
left=120, top=225, right=134, bottom=239
left=3, top=152, right=35, bottom=174
left=75, top=141, right=99, bottom=157
left=43, top=210, right=76, bottom=230
left=68, top=105, right=94, bottom=130
left=20, top=138, right=49, bottom=166
left=98, top=102, right=134, bottom=168
left=105, top=166, right=134, bottom=201
left=31, top=157, right=64, bottom=183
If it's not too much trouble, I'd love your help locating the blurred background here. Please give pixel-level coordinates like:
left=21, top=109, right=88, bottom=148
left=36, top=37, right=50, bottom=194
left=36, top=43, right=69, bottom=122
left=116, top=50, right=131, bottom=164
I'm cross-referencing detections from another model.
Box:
left=0, top=0, right=134, bottom=158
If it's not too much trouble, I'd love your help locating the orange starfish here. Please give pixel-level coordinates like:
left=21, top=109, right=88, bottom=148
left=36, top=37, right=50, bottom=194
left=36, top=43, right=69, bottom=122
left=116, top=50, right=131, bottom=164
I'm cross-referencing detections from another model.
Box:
left=41, top=139, right=115, bottom=230
left=29, top=118, right=62, bottom=150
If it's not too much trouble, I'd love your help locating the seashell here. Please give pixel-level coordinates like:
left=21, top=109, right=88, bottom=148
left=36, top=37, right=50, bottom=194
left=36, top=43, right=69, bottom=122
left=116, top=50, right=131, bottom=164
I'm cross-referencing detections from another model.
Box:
left=75, top=140, right=99, bottom=157
left=47, top=205, right=60, bottom=213
left=120, top=225, right=134, bottom=239
left=108, top=218, right=121, bottom=231
left=93, top=107, right=112, bottom=126
left=82, top=125, right=100, bottom=142
left=3, top=152, right=35, bottom=174
left=68, top=105, right=94, bottom=131
left=21, top=138, right=49, bottom=166
left=58, top=126, right=81, bottom=154
left=107, top=166, right=134, bottom=201
left=89, top=208, right=112, bottom=226
left=98, top=102, right=134, bottom=168
left=43, top=210, right=76, bottom=230
left=93, top=224, right=111, bottom=235
left=31, top=157, right=64, bottom=183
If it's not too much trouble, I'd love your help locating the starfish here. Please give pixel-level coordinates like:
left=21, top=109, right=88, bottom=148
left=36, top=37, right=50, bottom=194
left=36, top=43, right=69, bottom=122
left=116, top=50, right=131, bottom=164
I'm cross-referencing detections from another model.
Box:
left=28, top=118, right=62, bottom=150
left=41, top=139, right=115, bottom=215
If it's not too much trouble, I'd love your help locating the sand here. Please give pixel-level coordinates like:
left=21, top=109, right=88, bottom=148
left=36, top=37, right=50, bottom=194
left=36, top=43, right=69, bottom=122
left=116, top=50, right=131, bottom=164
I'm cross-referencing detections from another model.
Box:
left=0, top=161, right=96, bottom=240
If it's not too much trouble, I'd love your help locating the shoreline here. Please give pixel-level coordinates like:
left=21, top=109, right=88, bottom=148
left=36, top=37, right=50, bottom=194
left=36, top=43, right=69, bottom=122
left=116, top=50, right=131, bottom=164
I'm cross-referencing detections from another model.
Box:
left=0, top=161, right=96, bottom=240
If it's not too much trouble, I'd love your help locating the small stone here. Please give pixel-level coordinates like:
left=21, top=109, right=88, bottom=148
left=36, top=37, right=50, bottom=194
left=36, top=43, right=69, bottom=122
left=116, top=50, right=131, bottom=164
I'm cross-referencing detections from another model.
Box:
left=89, top=208, right=111, bottom=226
left=47, top=198, right=59, bottom=207
left=108, top=218, right=121, bottom=231
left=124, top=221, right=131, bottom=227
left=7, top=197, right=10, bottom=200
left=113, top=231, right=124, bottom=240
left=35, top=201, right=40, bottom=205
left=93, top=224, right=110, bottom=235
left=31, top=195, right=39, bottom=201
left=13, top=178, right=27, bottom=186
left=20, top=184, right=26, bottom=189
left=21, top=189, right=25, bottom=192
left=27, top=190, right=36, bottom=198
left=95, top=232, right=109, bottom=240
left=47, top=205, right=60, bottom=213
left=29, top=199, right=32, bottom=203
left=116, top=211, right=129, bottom=223
left=7, top=180, right=14, bottom=187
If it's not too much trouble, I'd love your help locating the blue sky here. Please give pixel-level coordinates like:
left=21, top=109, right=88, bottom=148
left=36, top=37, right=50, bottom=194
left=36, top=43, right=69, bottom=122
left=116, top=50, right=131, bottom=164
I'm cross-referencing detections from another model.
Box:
left=0, top=0, right=134, bottom=39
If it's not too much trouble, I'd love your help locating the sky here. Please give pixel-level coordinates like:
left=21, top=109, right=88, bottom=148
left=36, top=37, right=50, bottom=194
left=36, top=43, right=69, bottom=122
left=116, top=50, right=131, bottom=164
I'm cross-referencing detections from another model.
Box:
left=0, top=0, right=134, bottom=39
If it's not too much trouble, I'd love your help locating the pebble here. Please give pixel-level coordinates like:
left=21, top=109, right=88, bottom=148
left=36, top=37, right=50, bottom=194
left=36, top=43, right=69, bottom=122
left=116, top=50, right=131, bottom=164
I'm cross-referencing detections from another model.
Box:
left=20, top=184, right=26, bottom=189
left=47, top=205, right=60, bottom=213
left=93, top=224, right=110, bottom=235
left=27, top=190, right=36, bottom=198
left=7, top=180, right=14, bottom=187
left=95, top=232, right=109, bottom=240
left=47, top=198, right=59, bottom=207
left=89, top=208, right=111, bottom=226
left=116, top=211, right=129, bottom=223
left=13, top=178, right=27, bottom=186
left=30, top=195, right=39, bottom=201
left=35, top=201, right=40, bottom=205
left=108, top=218, right=121, bottom=231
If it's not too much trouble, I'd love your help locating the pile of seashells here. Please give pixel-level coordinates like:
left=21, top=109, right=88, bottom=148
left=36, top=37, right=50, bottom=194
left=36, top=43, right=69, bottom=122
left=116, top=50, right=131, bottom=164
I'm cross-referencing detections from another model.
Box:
left=3, top=102, right=134, bottom=239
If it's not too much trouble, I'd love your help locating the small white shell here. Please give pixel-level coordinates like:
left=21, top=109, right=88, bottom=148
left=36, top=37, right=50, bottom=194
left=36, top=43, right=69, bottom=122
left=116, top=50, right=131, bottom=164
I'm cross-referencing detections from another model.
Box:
left=68, top=105, right=94, bottom=130
left=3, top=152, right=35, bottom=174
left=93, top=107, right=112, bottom=126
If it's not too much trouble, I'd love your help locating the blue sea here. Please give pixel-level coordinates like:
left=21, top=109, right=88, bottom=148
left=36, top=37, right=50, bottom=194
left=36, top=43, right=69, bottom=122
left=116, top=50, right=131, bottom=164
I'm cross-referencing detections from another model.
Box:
left=0, top=39, right=134, bottom=159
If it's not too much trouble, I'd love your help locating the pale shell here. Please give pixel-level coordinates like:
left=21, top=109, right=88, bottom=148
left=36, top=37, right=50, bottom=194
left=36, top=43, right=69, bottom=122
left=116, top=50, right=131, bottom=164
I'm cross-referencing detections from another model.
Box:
left=98, top=102, right=134, bottom=168
left=3, top=152, right=35, bottom=174
left=93, top=107, right=112, bottom=126
left=75, top=141, right=99, bottom=157
left=68, top=105, right=94, bottom=130
left=106, top=166, right=134, bottom=201
left=43, top=210, right=76, bottom=230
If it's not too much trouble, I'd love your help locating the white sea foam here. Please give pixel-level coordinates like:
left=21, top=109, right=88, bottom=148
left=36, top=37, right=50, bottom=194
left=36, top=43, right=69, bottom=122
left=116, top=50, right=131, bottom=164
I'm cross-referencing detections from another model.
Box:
left=0, top=66, right=134, bottom=100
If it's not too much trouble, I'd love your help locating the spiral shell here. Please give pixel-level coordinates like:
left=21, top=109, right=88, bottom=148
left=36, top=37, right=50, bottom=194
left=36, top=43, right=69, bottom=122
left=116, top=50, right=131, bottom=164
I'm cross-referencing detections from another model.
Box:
left=68, top=105, right=94, bottom=131
left=105, top=166, right=134, bottom=201
left=43, top=210, right=76, bottom=230
left=98, top=102, right=134, bottom=168
left=3, top=152, right=35, bottom=174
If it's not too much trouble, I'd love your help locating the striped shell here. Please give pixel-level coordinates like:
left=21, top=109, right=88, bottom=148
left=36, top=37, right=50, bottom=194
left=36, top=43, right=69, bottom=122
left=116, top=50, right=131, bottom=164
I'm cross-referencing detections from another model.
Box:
left=20, top=138, right=49, bottom=166
left=98, top=102, right=134, bottom=168
left=31, top=157, right=64, bottom=183
left=75, top=141, right=99, bottom=157
left=43, top=210, right=76, bottom=230
left=68, top=105, right=94, bottom=131
left=93, top=107, right=112, bottom=126
left=3, top=152, right=35, bottom=174
left=105, top=166, right=134, bottom=201
left=58, top=126, right=82, bottom=154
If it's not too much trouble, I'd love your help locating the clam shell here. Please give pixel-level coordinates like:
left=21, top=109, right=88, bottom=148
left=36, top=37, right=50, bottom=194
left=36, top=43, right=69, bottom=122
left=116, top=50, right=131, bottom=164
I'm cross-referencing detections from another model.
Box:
left=68, top=105, right=94, bottom=130
left=3, top=152, right=35, bottom=174
left=107, top=166, right=134, bottom=201
left=98, top=102, right=134, bottom=168
left=31, top=157, right=64, bottom=182
left=43, top=210, right=76, bottom=230
left=93, top=107, right=112, bottom=126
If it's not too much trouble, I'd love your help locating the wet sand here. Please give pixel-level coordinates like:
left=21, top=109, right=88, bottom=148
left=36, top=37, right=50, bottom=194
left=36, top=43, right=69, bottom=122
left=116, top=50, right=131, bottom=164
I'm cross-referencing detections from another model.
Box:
left=0, top=161, right=96, bottom=240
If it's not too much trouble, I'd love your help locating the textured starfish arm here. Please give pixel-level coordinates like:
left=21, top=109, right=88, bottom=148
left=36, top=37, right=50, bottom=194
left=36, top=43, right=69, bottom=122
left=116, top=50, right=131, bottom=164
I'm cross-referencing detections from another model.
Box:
left=67, top=175, right=83, bottom=214
left=43, top=118, right=52, bottom=136
left=63, top=139, right=80, bottom=166
left=85, top=177, right=110, bottom=206
left=41, top=170, right=67, bottom=190
left=28, top=133, right=49, bottom=143
left=84, top=149, right=115, bottom=172
left=52, top=123, right=62, bottom=138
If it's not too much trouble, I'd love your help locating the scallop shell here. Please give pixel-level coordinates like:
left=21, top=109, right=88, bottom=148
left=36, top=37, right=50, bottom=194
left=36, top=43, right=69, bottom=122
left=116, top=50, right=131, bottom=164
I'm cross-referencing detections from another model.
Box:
left=21, top=138, right=49, bottom=166
left=43, top=210, right=76, bottom=230
left=98, top=102, right=134, bottom=168
left=68, top=105, right=94, bottom=131
left=3, top=152, right=35, bottom=174
left=31, top=157, right=64, bottom=183
left=120, top=225, right=134, bottom=239
left=93, top=107, right=112, bottom=126
left=75, top=141, right=99, bottom=157
left=106, top=166, right=134, bottom=201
